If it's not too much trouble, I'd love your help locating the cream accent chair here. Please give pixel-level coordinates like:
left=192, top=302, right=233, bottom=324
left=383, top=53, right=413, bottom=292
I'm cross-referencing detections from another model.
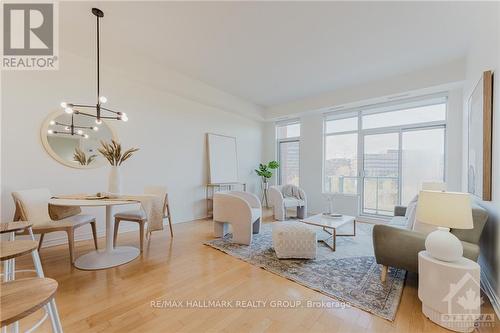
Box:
left=213, top=191, right=261, bottom=245
left=268, top=185, right=307, bottom=221
left=12, top=188, right=98, bottom=265
left=113, top=186, right=173, bottom=252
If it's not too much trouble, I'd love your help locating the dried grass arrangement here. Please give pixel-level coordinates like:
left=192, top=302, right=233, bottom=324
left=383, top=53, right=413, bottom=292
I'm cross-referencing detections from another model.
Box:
left=98, top=140, right=139, bottom=166
left=73, top=147, right=97, bottom=166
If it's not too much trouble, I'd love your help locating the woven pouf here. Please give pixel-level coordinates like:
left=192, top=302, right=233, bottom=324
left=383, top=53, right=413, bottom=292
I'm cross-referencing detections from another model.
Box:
left=272, top=221, right=317, bottom=259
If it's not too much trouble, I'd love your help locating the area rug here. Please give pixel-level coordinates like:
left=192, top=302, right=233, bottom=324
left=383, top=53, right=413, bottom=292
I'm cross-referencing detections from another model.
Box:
left=204, top=222, right=406, bottom=321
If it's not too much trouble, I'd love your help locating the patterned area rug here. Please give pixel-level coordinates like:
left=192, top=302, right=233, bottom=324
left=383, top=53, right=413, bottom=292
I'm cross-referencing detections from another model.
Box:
left=204, top=222, right=406, bottom=321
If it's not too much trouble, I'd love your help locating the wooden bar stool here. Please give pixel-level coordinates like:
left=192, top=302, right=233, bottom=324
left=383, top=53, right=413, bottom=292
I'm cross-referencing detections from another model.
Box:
left=1, top=278, right=58, bottom=328
left=1, top=222, right=63, bottom=332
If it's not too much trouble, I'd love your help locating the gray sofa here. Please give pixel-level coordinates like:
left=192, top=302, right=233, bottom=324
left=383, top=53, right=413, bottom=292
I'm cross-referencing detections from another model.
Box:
left=372, top=202, right=488, bottom=281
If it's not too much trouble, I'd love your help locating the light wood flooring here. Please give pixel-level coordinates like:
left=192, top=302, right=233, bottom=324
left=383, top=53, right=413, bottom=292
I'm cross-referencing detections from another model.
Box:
left=4, top=210, right=499, bottom=332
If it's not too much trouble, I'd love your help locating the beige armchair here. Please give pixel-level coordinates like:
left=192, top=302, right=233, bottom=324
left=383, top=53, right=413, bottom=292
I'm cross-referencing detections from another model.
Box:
left=12, top=188, right=98, bottom=264
left=268, top=185, right=307, bottom=221
left=373, top=203, right=488, bottom=281
left=213, top=191, right=261, bottom=245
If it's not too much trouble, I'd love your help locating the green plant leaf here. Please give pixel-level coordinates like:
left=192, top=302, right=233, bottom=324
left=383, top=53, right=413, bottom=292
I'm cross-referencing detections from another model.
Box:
left=268, top=160, right=279, bottom=169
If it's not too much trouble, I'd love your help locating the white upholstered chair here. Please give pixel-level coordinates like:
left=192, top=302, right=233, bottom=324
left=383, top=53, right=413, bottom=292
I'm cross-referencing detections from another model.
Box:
left=213, top=191, right=261, bottom=245
left=268, top=185, right=307, bottom=221
left=113, top=186, right=173, bottom=252
left=12, top=188, right=98, bottom=264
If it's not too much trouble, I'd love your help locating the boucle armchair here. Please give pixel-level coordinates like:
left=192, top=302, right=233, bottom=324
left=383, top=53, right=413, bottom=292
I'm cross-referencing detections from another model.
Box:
left=268, top=185, right=307, bottom=221
left=213, top=191, right=262, bottom=245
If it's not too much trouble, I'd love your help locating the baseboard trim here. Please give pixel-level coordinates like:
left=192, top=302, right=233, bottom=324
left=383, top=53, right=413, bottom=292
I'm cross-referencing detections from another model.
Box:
left=39, top=215, right=209, bottom=249
left=480, top=265, right=500, bottom=319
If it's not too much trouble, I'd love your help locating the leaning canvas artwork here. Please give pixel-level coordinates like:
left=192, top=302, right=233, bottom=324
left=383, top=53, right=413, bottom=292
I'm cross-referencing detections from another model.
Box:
left=467, top=70, right=493, bottom=201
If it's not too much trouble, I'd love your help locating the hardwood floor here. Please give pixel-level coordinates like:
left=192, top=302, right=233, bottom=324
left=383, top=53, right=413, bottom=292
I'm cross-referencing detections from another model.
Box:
left=5, top=211, right=499, bottom=332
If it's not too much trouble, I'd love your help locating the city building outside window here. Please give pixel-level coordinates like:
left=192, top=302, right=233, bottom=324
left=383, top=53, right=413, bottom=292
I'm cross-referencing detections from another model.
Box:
left=324, top=96, right=446, bottom=217
left=276, top=121, right=300, bottom=186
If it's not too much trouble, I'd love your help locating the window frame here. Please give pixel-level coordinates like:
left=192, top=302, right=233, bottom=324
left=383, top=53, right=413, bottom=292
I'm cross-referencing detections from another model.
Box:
left=322, top=94, right=448, bottom=217
left=276, top=120, right=301, bottom=186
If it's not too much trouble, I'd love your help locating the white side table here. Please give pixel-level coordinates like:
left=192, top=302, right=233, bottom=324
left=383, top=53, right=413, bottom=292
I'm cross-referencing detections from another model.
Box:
left=418, top=251, right=481, bottom=332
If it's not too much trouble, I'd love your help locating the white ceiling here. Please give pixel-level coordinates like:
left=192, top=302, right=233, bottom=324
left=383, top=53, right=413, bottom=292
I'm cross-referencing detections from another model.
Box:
left=60, top=1, right=489, bottom=108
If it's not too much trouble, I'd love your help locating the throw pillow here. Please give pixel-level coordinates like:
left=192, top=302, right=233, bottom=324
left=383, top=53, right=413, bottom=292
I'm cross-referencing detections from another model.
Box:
left=405, top=201, right=417, bottom=229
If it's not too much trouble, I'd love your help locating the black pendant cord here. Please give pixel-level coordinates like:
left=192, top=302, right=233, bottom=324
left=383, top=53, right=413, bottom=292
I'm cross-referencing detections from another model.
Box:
left=96, top=14, right=101, bottom=120
left=97, top=15, right=100, bottom=102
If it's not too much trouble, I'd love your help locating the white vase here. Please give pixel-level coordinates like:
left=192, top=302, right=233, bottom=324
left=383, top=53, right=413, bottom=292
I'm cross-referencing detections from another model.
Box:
left=108, top=166, right=122, bottom=194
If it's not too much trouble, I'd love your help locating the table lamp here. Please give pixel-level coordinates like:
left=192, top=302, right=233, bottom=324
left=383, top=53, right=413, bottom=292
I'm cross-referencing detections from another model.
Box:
left=416, top=191, right=473, bottom=262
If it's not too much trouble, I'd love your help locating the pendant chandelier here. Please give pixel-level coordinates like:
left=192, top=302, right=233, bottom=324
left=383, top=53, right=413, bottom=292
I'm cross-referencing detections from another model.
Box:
left=48, top=113, right=98, bottom=138
left=60, top=8, right=128, bottom=124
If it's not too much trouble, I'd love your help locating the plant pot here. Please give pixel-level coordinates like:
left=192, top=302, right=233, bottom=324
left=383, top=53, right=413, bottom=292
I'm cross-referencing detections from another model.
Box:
left=108, top=166, right=122, bottom=194
left=261, top=181, right=270, bottom=207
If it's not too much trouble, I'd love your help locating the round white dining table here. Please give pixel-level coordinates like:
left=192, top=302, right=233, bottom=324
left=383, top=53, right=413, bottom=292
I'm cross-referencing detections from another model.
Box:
left=49, top=198, right=140, bottom=270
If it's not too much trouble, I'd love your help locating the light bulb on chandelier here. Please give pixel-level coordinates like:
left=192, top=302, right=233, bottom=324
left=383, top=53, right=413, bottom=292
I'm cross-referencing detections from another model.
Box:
left=58, top=9, right=130, bottom=125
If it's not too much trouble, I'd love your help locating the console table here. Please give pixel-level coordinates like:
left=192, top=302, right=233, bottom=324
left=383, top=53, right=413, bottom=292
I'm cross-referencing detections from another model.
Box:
left=205, top=182, right=246, bottom=217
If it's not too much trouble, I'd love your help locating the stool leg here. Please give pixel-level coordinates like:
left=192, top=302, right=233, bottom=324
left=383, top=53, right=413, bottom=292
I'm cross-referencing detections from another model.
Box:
left=28, top=227, right=63, bottom=333
left=8, top=231, right=15, bottom=281
left=2, top=258, right=11, bottom=333
left=3, top=258, right=11, bottom=282
left=47, top=300, right=63, bottom=333
left=8, top=233, right=19, bottom=333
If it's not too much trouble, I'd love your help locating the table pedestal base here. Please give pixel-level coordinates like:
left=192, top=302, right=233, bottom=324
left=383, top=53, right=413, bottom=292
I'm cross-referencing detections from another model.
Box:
left=74, top=246, right=140, bottom=270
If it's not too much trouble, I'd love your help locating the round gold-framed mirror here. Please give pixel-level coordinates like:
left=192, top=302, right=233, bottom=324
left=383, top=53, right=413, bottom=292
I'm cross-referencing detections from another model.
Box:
left=40, top=110, right=118, bottom=169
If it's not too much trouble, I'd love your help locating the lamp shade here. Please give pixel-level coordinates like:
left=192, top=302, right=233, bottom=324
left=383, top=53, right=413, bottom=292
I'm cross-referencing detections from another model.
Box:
left=416, top=191, right=473, bottom=229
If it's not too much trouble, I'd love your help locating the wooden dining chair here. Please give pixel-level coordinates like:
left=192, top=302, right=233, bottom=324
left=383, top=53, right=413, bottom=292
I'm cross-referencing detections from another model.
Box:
left=12, top=188, right=98, bottom=264
left=113, top=186, right=173, bottom=252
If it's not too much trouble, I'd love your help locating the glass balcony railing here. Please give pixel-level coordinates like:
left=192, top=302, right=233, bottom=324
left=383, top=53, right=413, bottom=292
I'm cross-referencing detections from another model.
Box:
left=325, top=175, right=398, bottom=216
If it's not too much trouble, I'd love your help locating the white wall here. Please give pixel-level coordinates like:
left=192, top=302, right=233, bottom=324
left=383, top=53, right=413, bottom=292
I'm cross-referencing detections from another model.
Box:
left=461, top=2, right=500, bottom=307
left=1, top=49, right=263, bottom=246
left=266, top=58, right=465, bottom=119
left=263, top=68, right=465, bottom=215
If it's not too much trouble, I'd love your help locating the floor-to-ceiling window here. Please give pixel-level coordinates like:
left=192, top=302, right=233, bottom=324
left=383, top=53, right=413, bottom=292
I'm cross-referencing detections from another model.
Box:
left=324, top=112, right=358, bottom=194
left=324, top=95, right=446, bottom=217
left=276, top=121, right=300, bottom=186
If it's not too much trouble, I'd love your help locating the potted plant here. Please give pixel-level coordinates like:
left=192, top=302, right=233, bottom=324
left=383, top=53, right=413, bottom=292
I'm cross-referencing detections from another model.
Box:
left=98, top=140, right=139, bottom=194
left=255, top=161, right=279, bottom=207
